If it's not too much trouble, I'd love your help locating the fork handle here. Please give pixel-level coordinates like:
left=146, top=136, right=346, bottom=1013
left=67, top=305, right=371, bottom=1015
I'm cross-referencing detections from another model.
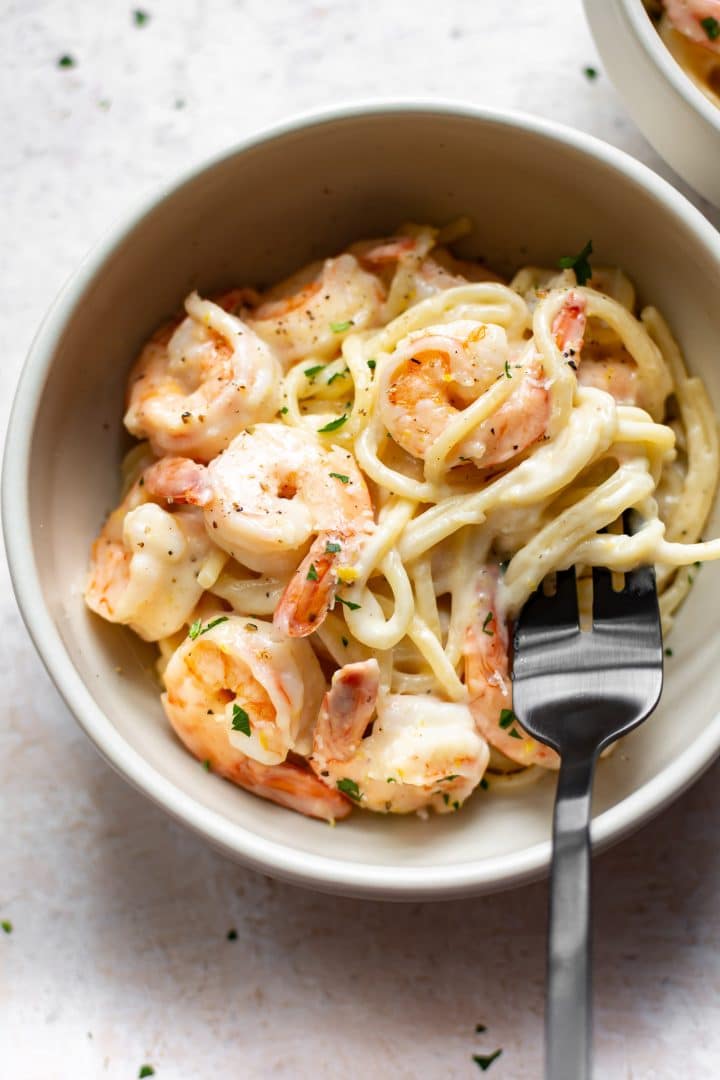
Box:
left=546, top=751, right=597, bottom=1080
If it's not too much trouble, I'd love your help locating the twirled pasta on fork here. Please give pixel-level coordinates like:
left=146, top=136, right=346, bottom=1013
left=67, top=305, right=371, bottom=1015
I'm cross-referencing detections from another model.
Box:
left=85, top=221, right=720, bottom=820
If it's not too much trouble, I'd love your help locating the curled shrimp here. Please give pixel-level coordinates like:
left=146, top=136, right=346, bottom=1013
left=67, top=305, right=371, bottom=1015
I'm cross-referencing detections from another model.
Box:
left=144, top=424, right=375, bottom=635
left=248, top=253, right=385, bottom=367
left=85, top=468, right=215, bottom=641
left=124, top=291, right=282, bottom=462
left=311, top=659, right=490, bottom=814
left=379, top=318, right=550, bottom=471
left=663, top=0, right=720, bottom=52
left=162, top=614, right=327, bottom=767
left=463, top=566, right=558, bottom=768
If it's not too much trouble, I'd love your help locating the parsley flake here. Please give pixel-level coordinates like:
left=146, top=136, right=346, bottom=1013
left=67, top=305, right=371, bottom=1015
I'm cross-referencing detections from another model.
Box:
left=559, top=239, right=593, bottom=286
left=325, top=541, right=341, bottom=554
left=509, top=728, right=523, bottom=739
left=138, top=1068, right=155, bottom=1079
left=330, top=319, right=353, bottom=333
left=337, top=777, right=361, bottom=800
left=499, top=708, right=517, bottom=729
left=133, top=9, right=151, bottom=26
left=341, top=636, right=349, bottom=647
left=202, top=759, right=212, bottom=772
left=367, top=358, right=377, bottom=370
left=480, top=777, right=489, bottom=790
left=245, top=622, right=258, bottom=632
left=307, top=564, right=319, bottom=581
left=335, top=596, right=361, bottom=611
left=475, top=1023, right=487, bottom=1033
left=664, top=647, right=673, bottom=657
left=482, top=612, right=494, bottom=636
left=329, top=471, right=350, bottom=483
left=227, top=928, right=238, bottom=941
left=279, top=406, right=289, bottom=415
left=57, top=54, right=76, bottom=68
left=189, top=615, right=228, bottom=640
left=473, top=1049, right=502, bottom=1071
left=583, top=66, right=598, bottom=80
left=1, top=920, right=12, bottom=934
left=440, top=774, right=459, bottom=782
left=701, top=15, right=720, bottom=39
left=231, top=704, right=251, bottom=736
left=318, top=414, right=348, bottom=433
left=304, top=364, right=325, bottom=381
left=504, top=360, right=512, bottom=379
left=327, top=367, right=349, bottom=385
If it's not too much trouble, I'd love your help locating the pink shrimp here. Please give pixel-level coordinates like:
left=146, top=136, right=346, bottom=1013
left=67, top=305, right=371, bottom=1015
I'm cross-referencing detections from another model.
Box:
left=464, top=566, right=559, bottom=768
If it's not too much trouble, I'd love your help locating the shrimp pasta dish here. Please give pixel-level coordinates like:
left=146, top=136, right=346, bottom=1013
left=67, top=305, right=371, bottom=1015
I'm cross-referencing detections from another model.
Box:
left=646, top=0, right=720, bottom=107
left=85, top=220, right=720, bottom=823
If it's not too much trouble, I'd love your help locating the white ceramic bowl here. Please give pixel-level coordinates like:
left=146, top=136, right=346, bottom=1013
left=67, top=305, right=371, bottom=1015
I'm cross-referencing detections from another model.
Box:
left=5, top=102, right=720, bottom=900
left=585, top=0, right=720, bottom=206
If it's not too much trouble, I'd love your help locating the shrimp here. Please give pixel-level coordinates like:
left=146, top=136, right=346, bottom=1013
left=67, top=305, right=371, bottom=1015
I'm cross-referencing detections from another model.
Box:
left=124, top=291, right=282, bottom=462
left=162, top=613, right=327, bottom=767
left=311, top=660, right=490, bottom=814
left=248, top=253, right=385, bottom=368
left=379, top=318, right=550, bottom=471
left=85, top=468, right=216, bottom=642
left=663, top=0, right=720, bottom=52
left=144, top=424, right=375, bottom=635
left=552, top=292, right=644, bottom=407
left=464, top=566, right=559, bottom=768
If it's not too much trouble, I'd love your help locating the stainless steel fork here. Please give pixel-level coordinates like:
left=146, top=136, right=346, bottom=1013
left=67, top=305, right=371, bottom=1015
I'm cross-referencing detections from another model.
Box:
left=511, top=563, right=663, bottom=1080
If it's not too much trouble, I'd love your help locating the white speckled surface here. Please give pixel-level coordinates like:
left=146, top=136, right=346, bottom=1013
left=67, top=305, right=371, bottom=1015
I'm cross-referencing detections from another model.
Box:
left=3, top=2, right=720, bottom=1077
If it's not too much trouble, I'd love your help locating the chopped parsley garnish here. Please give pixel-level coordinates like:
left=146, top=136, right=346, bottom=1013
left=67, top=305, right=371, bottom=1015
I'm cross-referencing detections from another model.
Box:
left=583, top=66, right=598, bottom=80
left=480, top=778, right=489, bottom=790
left=227, top=928, right=238, bottom=941
left=329, top=471, right=350, bottom=483
left=559, top=239, right=593, bottom=286
left=330, top=319, right=353, bottom=333
left=337, top=777, right=361, bottom=800
left=327, top=367, right=349, bottom=384
left=307, top=563, right=319, bottom=581
left=482, top=612, right=494, bottom=636
left=231, top=704, right=251, bottom=736
left=325, top=541, right=341, bottom=554
left=443, top=793, right=450, bottom=806
left=279, top=406, right=289, bottom=415
left=452, top=800, right=460, bottom=811
left=664, top=647, right=673, bottom=657
left=475, top=1024, right=487, bottom=1033
left=318, top=414, right=348, bottom=433
left=701, top=16, right=720, bottom=40
left=1, top=920, right=12, bottom=934
left=245, top=622, right=258, bottom=632
left=304, top=364, right=325, bottom=380
left=188, top=615, right=228, bottom=640
left=440, top=774, right=459, bottom=782
left=367, top=358, right=377, bottom=370
left=335, top=596, right=361, bottom=611
left=503, top=360, right=512, bottom=379
left=133, top=9, right=151, bottom=26
left=341, top=636, right=349, bottom=647
left=386, top=777, right=396, bottom=783
left=202, top=759, right=212, bottom=772
left=57, top=54, right=76, bottom=68
left=138, top=1068, right=155, bottom=1079
left=508, top=728, right=522, bottom=739
left=499, top=708, right=517, bottom=729
left=473, top=1049, right=502, bottom=1071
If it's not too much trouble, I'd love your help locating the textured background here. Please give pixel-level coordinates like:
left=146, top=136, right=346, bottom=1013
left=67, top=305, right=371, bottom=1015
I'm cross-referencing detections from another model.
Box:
left=3, top=1, right=720, bottom=1077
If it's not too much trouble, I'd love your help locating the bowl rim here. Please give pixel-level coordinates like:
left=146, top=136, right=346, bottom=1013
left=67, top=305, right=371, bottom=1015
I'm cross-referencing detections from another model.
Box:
left=618, top=0, right=720, bottom=132
left=5, top=98, right=720, bottom=899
